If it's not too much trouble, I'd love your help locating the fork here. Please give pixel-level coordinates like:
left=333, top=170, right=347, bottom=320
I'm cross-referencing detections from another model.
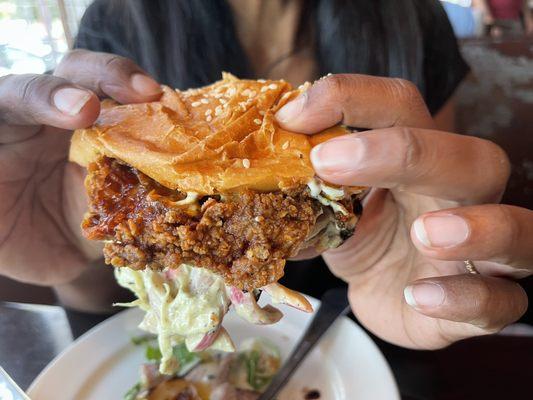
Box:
left=258, top=287, right=351, bottom=400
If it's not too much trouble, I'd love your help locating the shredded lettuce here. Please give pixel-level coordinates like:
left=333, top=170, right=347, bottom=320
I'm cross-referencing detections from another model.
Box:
left=145, top=345, right=162, bottom=362
left=245, top=350, right=273, bottom=390
left=173, top=343, right=199, bottom=367
left=230, top=338, right=281, bottom=392
left=123, top=382, right=141, bottom=400
left=131, top=334, right=156, bottom=346
left=115, top=265, right=232, bottom=374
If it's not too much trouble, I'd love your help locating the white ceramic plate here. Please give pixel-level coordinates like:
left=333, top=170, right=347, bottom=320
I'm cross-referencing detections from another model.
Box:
left=28, top=296, right=399, bottom=400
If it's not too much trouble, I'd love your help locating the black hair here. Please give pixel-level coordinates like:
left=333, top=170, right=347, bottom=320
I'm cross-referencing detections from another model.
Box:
left=75, top=0, right=468, bottom=114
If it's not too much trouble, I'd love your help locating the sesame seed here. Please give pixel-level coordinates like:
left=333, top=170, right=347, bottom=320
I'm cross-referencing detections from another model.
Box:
left=268, top=83, right=278, bottom=90
left=201, top=98, right=209, bottom=104
left=213, top=93, right=223, bottom=99
left=242, top=159, right=250, bottom=168
left=260, top=86, right=268, bottom=93
left=327, top=72, right=333, bottom=76
left=215, top=106, right=223, bottom=116
left=206, top=115, right=212, bottom=122
left=242, top=89, right=251, bottom=96
left=282, top=141, right=289, bottom=150
left=191, top=101, right=201, bottom=107
left=259, top=110, right=265, bottom=116
left=258, top=79, right=266, bottom=83
left=205, top=109, right=212, bottom=116
left=254, top=118, right=261, bottom=125
left=248, top=90, right=256, bottom=98
left=219, top=98, right=227, bottom=104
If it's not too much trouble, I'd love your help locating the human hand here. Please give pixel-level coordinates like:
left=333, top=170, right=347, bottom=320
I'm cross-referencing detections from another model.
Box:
left=276, top=74, right=531, bottom=349
left=0, top=49, right=162, bottom=285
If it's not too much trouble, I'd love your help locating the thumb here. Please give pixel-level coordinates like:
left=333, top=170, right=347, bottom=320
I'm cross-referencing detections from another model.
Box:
left=0, top=74, right=100, bottom=129
left=274, top=74, right=433, bottom=133
left=404, top=274, right=528, bottom=338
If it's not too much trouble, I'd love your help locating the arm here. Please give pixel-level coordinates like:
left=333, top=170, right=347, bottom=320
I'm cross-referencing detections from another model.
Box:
left=523, top=0, right=533, bottom=35
left=472, top=0, right=495, bottom=24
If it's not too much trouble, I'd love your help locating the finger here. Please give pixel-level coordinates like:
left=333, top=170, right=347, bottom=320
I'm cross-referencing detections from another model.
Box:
left=0, top=74, right=100, bottom=129
left=54, top=49, right=162, bottom=104
left=404, top=274, right=528, bottom=338
left=276, top=74, right=435, bottom=133
left=411, top=205, right=533, bottom=269
left=309, top=128, right=510, bottom=203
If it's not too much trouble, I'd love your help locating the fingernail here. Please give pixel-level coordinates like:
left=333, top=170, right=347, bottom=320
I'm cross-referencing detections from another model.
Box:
left=130, top=73, right=162, bottom=96
left=404, top=283, right=445, bottom=308
left=275, top=93, right=307, bottom=123
left=413, top=215, right=469, bottom=248
left=310, top=137, right=365, bottom=174
left=53, top=87, right=91, bottom=116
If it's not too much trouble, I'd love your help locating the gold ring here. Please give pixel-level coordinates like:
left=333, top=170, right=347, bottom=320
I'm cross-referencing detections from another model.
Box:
left=464, top=260, right=479, bottom=274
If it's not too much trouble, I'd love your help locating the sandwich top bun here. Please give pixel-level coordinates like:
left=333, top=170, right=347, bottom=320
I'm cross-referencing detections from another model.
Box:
left=70, top=73, right=348, bottom=195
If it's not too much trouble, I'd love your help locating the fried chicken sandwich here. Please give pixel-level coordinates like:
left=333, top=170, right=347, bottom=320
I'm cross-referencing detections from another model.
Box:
left=70, top=73, right=365, bottom=373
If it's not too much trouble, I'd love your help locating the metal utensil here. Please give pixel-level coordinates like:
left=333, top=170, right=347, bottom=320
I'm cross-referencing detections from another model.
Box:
left=0, top=366, right=31, bottom=400
left=258, top=287, right=351, bottom=400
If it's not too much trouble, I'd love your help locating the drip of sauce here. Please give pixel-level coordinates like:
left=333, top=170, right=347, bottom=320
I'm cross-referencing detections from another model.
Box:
left=304, top=389, right=321, bottom=399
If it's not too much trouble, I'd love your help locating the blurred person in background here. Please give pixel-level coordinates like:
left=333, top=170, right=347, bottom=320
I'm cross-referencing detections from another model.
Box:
left=1, top=0, right=532, bottom=351
left=441, top=0, right=494, bottom=37
left=487, top=0, right=533, bottom=36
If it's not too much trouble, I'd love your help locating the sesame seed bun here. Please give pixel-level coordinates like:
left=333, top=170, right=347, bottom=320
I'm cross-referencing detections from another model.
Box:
left=69, top=73, right=350, bottom=195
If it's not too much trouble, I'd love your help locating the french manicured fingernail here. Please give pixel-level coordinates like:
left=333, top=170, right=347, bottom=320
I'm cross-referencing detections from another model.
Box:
left=404, top=283, right=445, bottom=308
left=130, top=73, right=162, bottom=96
left=53, top=87, right=91, bottom=116
left=413, top=215, right=469, bottom=248
left=310, top=137, right=364, bottom=173
left=275, top=93, right=307, bottom=123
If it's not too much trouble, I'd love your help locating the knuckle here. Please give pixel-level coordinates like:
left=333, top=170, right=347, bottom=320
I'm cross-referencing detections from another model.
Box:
left=390, top=78, right=421, bottom=100
left=17, top=74, right=50, bottom=106
left=469, top=278, right=494, bottom=326
left=476, top=278, right=493, bottom=309
left=488, top=142, right=511, bottom=193
left=320, top=74, right=352, bottom=101
left=492, top=205, right=519, bottom=263
left=389, top=78, right=426, bottom=114
left=102, top=54, right=135, bottom=74
left=323, top=74, right=346, bottom=91
left=54, top=49, right=83, bottom=75
left=397, top=127, right=423, bottom=172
